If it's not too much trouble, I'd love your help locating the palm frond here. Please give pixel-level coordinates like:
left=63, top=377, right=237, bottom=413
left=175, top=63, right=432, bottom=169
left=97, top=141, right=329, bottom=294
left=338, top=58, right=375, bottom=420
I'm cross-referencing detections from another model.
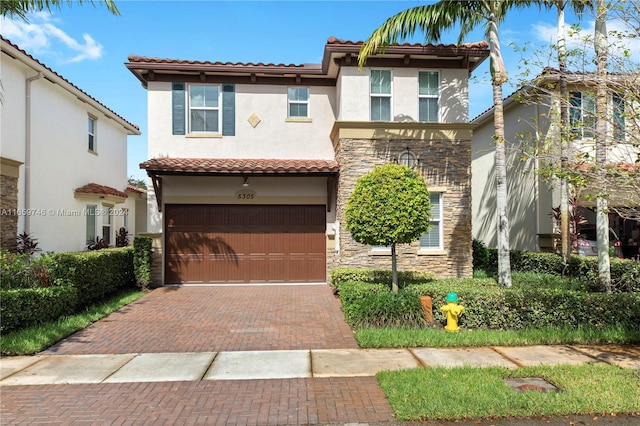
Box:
left=1, top=0, right=120, bottom=22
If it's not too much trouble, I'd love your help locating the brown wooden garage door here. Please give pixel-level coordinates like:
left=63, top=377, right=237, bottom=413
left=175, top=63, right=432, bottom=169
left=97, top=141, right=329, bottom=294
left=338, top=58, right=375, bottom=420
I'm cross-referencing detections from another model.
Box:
left=165, top=205, right=326, bottom=284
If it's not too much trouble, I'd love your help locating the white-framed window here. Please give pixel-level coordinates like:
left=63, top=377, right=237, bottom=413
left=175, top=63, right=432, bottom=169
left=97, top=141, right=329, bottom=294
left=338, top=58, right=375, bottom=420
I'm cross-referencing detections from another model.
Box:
left=102, top=206, right=112, bottom=245
left=123, top=208, right=129, bottom=230
left=613, top=92, right=625, bottom=141
left=370, top=69, right=392, bottom=121
left=88, top=115, right=97, bottom=152
left=570, top=91, right=595, bottom=139
left=418, top=71, right=439, bottom=122
left=86, top=204, right=97, bottom=244
left=189, top=84, right=221, bottom=133
left=419, top=193, right=443, bottom=250
left=288, top=87, right=309, bottom=118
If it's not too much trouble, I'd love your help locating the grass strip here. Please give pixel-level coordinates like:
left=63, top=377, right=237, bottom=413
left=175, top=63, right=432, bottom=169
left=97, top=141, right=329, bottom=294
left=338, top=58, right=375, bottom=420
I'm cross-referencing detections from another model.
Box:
left=0, top=288, right=144, bottom=356
left=377, top=364, right=640, bottom=421
left=355, top=326, right=640, bottom=348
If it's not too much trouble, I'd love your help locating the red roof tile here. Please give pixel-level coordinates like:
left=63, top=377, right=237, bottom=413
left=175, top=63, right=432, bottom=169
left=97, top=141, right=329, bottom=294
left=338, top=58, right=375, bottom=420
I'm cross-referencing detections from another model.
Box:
left=140, top=158, right=339, bottom=174
left=1, top=37, right=140, bottom=133
left=325, top=36, right=488, bottom=50
left=126, top=183, right=147, bottom=194
left=75, top=183, right=128, bottom=199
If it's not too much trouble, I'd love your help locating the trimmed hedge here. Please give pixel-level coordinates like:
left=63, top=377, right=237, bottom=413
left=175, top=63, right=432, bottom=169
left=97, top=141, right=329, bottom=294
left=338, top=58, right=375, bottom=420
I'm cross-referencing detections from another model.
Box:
left=337, top=279, right=640, bottom=330
left=0, top=285, right=78, bottom=333
left=472, top=239, right=640, bottom=292
left=329, top=268, right=436, bottom=293
left=50, top=247, right=134, bottom=308
left=133, top=236, right=153, bottom=290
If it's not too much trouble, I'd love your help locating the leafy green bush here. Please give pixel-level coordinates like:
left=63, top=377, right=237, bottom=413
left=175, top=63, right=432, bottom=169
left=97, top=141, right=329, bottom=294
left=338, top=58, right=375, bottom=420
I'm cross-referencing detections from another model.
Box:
left=133, top=236, right=153, bottom=290
left=50, top=247, right=134, bottom=307
left=0, top=285, right=78, bottom=333
left=329, top=268, right=436, bottom=293
left=474, top=243, right=639, bottom=292
left=338, top=278, right=640, bottom=330
left=0, top=251, right=62, bottom=290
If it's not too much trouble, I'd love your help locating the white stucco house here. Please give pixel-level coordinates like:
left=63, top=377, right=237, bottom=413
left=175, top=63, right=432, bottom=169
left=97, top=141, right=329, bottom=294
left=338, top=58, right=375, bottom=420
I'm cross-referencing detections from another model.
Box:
left=472, top=68, right=640, bottom=256
left=0, top=37, right=143, bottom=253
left=126, top=37, right=490, bottom=285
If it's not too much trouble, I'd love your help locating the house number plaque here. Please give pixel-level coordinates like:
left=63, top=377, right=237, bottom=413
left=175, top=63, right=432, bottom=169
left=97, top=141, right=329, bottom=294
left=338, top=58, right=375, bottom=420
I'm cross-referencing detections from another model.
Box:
left=235, top=189, right=256, bottom=200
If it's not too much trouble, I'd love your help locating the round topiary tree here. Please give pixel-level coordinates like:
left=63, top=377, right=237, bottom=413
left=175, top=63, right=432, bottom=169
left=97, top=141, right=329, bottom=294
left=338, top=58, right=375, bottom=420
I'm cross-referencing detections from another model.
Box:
left=345, top=163, right=432, bottom=293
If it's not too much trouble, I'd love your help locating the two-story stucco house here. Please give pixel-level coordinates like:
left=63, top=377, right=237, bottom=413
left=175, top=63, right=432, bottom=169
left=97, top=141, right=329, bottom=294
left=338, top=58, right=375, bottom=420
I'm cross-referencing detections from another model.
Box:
left=126, top=37, right=489, bottom=285
left=0, top=37, right=143, bottom=253
left=472, top=68, right=640, bottom=254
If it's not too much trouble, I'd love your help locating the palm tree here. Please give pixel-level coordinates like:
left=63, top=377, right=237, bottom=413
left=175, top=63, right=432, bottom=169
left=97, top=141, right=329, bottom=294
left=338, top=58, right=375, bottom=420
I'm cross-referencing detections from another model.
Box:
left=1, top=0, right=120, bottom=21
left=359, top=0, right=533, bottom=287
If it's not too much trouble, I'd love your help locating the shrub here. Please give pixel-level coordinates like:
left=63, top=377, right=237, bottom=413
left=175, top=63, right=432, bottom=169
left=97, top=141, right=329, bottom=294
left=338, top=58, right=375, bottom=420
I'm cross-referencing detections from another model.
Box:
left=0, top=251, right=61, bottom=290
left=50, top=247, right=134, bottom=307
left=133, top=236, right=153, bottom=290
left=0, top=285, right=78, bottom=333
left=329, top=268, right=436, bottom=293
left=338, top=278, right=640, bottom=330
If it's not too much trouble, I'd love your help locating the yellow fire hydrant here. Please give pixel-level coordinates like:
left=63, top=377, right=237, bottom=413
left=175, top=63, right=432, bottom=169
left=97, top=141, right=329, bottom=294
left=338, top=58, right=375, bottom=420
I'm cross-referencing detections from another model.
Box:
left=441, top=292, right=464, bottom=332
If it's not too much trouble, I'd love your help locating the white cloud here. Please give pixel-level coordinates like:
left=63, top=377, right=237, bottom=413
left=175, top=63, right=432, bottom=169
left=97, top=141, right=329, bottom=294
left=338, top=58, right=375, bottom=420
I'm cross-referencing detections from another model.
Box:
left=0, top=13, right=103, bottom=63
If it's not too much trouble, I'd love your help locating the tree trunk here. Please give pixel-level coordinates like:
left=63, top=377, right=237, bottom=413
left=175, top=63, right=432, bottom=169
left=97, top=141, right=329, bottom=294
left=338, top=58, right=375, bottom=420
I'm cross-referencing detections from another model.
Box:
left=594, top=0, right=611, bottom=292
left=489, top=8, right=512, bottom=288
left=391, top=243, right=399, bottom=293
left=558, top=5, right=571, bottom=265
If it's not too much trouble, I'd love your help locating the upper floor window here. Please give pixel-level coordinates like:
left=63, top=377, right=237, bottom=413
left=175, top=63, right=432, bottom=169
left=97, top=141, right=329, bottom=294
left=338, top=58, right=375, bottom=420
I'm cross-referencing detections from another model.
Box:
left=370, top=70, right=392, bottom=121
left=172, top=83, right=235, bottom=136
left=419, top=193, right=443, bottom=250
left=570, top=91, right=596, bottom=139
left=418, top=71, right=439, bottom=122
left=189, top=84, right=221, bottom=133
left=88, top=116, right=97, bottom=152
left=288, top=87, right=309, bottom=118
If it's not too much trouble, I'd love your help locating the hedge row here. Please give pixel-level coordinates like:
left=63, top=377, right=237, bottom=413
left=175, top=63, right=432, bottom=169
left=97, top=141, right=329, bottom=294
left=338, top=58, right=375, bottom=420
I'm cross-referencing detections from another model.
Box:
left=0, top=247, right=135, bottom=333
left=0, top=285, right=78, bottom=334
left=50, top=247, right=135, bottom=307
left=473, top=240, right=640, bottom=292
left=338, top=279, right=640, bottom=330
left=329, top=268, right=437, bottom=293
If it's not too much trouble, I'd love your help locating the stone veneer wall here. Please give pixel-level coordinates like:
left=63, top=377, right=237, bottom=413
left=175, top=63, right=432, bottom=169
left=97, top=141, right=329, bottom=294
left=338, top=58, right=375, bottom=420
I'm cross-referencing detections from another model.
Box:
left=0, top=174, right=19, bottom=251
left=335, top=137, right=472, bottom=278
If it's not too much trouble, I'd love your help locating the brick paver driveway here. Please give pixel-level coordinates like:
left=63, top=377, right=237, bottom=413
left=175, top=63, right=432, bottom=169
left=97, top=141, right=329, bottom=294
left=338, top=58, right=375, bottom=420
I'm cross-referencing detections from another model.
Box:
left=3, top=284, right=397, bottom=425
left=42, top=284, right=359, bottom=355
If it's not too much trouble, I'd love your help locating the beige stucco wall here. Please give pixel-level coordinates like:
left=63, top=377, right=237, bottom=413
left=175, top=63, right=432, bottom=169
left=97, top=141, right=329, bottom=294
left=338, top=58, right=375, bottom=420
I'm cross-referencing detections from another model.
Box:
left=146, top=81, right=336, bottom=160
left=337, top=67, right=469, bottom=123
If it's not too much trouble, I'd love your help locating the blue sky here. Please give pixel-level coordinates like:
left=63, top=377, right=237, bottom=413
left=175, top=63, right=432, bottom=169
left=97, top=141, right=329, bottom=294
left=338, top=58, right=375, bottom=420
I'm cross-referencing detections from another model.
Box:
left=1, top=0, right=615, bottom=181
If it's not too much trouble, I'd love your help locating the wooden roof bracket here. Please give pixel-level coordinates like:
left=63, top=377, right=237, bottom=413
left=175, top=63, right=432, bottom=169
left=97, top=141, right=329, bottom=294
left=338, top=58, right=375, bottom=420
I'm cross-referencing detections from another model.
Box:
left=148, top=172, right=163, bottom=212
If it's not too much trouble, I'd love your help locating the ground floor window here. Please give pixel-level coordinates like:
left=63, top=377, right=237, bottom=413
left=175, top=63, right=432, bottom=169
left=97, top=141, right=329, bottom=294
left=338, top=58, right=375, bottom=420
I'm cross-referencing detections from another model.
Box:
left=86, top=204, right=97, bottom=244
left=419, top=192, right=443, bottom=250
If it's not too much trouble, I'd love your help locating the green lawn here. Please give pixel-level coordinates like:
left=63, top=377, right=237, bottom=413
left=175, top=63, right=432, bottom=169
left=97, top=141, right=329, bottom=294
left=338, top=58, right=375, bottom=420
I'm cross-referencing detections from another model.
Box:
left=377, top=364, right=640, bottom=421
left=0, top=288, right=144, bottom=355
left=356, top=326, right=640, bottom=348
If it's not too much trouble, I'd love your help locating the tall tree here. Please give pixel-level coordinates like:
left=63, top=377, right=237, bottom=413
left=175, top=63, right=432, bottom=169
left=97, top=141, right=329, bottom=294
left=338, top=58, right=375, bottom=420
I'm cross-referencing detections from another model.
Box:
left=359, top=0, right=532, bottom=287
left=594, top=0, right=611, bottom=291
left=1, top=0, right=120, bottom=21
left=544, top=0, right=590, bottom=264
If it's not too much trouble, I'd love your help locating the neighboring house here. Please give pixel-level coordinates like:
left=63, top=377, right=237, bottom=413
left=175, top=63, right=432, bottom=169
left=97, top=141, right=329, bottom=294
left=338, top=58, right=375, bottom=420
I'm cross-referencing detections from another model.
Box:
left=0, top=37, right=142, bottom=253
left=472, top=68, right=640, bottom=253
left=126, top=37, right=489, bottom=285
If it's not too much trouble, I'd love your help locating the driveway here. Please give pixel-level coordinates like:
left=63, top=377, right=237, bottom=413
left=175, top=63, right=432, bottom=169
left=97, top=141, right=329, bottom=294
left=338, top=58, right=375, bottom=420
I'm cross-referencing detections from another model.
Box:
left=42, top=284, right=359, bottom=355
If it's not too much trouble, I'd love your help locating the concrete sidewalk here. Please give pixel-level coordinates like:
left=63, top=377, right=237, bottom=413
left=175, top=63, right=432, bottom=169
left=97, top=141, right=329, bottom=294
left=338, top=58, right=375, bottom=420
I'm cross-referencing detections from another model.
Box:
left=2, top=344, right=638, bottom=386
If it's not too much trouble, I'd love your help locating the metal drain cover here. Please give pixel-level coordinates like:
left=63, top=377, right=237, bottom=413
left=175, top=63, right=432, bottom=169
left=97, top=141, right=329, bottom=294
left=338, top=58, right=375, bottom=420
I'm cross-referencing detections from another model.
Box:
left=505, top=377, right=559, bottom=393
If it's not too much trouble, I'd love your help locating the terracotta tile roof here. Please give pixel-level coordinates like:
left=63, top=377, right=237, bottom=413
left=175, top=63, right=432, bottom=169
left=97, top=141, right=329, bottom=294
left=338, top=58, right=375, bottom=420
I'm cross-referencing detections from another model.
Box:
left=126, top=54, right=319, bottom=71
left=575, top=162, right=640, bottom=172
left=140, top=158, right=339, bottom=174
left=126, top=183, right=147, bottom=194
left=1, top=37, right=140, bottom=133
left=325, top=36, right=489, bottom=51
left=75, top=183, right=129, bottom=199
